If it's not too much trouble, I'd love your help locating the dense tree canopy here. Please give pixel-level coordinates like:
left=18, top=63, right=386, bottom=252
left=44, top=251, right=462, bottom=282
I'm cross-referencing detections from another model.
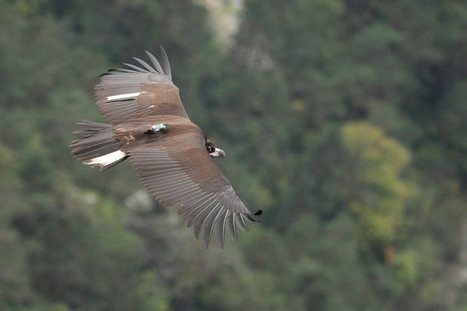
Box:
left=1, top=0, right=466, bottom=310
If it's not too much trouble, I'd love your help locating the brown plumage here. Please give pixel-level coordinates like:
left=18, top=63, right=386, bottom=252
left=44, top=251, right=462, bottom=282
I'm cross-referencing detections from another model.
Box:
left=70, top=47, right=261, bottom=248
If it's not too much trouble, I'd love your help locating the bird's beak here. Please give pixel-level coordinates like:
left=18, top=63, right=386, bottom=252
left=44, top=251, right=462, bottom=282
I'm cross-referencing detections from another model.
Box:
left=210, top=148, right=226, bottom=158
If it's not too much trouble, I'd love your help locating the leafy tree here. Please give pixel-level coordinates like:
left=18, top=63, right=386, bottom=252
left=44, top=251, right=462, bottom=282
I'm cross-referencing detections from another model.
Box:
left=340, top=122, right=413, bottom=254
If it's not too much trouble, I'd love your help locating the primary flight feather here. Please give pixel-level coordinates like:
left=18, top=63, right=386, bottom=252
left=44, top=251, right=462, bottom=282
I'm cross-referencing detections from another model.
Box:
left=70, top=47, right=261, bottom=248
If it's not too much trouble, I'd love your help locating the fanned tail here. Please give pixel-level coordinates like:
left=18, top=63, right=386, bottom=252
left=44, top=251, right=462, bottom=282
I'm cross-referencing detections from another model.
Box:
left=69, top=120, right=128, bottom=170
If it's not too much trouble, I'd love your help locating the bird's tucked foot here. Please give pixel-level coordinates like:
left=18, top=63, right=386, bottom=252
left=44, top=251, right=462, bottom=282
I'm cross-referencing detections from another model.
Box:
left=148, top=123, right=168, bottom=134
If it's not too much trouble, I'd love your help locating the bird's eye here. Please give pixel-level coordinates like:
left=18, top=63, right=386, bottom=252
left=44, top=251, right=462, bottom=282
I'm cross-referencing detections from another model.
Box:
left=205, top=142, right=215, bottom=153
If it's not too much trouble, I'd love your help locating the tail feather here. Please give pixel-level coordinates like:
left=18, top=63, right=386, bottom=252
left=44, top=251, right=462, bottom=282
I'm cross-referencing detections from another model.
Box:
left=70, top=120, right=128, bottom=170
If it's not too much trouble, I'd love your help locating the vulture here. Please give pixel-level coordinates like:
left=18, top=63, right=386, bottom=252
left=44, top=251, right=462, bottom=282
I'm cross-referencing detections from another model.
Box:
left=70, top=47, right=261, bottom=248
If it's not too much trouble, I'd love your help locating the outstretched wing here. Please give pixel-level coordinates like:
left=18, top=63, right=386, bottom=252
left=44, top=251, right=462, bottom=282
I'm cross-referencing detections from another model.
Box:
left=128, top=132, right=260, bottom=248
left=95, top=47, right=188, bottom=124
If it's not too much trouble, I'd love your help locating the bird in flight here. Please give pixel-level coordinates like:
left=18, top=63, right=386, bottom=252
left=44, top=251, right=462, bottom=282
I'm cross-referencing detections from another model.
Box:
left=70, top=47, right=261, bottom=248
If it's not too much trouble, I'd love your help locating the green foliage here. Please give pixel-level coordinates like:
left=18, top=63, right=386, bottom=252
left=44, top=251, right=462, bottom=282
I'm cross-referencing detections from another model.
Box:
left=340, top=122, right=413, bottom=251
left=0, top=225, right=31, bottom=309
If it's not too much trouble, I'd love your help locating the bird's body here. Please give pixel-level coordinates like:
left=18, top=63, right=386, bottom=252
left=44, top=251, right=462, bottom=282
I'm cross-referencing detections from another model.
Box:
left=70, top=47, right=260, bottom=248
left=113, top=115, right=201, bottom=148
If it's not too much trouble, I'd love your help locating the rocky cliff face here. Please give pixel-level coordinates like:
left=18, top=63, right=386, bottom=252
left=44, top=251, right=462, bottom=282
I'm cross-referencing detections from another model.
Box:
left=197, top=0, right=243, bottom=48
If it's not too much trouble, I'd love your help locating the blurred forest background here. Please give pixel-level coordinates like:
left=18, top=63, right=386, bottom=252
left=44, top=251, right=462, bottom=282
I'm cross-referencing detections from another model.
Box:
left=1, top=0, right=467, bottom=310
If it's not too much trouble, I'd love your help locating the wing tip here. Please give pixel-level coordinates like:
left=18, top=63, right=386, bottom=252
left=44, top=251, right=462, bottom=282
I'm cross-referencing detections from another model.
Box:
left=198, top=209, right=263, bottom=249
left=159, top=45, right=172, bottom=80
left=246, top=209, right=263, bottom=222
left=100, top=48, right=173, bottom=80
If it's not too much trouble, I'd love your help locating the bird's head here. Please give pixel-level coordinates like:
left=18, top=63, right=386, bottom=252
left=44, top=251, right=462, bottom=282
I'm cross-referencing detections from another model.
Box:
left=205, top=138, right=225, bottom=158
